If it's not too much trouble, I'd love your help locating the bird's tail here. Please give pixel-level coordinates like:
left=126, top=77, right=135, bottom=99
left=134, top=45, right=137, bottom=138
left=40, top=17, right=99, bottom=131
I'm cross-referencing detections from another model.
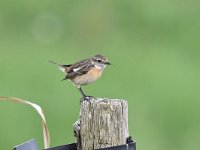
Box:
left=48, top=60, right=60, bottom=66
left=48, top=60, right=71, bottom=73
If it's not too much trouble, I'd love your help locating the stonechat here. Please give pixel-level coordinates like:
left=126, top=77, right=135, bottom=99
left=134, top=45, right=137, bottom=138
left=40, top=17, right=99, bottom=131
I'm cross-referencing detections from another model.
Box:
left=49, top=54, right=111, bottom=100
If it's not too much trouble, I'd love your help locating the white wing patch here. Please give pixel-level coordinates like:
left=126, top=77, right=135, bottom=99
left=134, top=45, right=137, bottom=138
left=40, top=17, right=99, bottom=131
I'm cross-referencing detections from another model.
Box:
left=73, top=67, right=81, bottom=72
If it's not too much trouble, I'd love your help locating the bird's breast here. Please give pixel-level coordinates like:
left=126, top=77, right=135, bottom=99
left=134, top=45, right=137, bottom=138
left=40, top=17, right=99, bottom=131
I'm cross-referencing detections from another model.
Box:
left=71, top=67, right=102, bottom=86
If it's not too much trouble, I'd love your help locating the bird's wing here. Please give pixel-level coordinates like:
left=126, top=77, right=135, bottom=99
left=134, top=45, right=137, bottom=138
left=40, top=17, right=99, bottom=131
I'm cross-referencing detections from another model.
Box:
left=64, top=59, right=93, bottom=79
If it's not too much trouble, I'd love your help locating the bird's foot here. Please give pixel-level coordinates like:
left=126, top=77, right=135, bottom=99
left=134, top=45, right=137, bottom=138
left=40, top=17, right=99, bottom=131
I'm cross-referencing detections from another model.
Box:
left=80, top=95, right=94, bottom=103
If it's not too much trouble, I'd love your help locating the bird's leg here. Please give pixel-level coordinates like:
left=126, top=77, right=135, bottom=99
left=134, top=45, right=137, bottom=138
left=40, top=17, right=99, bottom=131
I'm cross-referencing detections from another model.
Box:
left=78, top=87, right=93, bottom=102
left=78, top=87, right=87, bottom=98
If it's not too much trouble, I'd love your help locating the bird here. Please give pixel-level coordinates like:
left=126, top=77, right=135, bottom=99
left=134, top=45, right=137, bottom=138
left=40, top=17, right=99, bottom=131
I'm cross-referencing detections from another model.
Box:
left=49, top=54, right=111, bottom=100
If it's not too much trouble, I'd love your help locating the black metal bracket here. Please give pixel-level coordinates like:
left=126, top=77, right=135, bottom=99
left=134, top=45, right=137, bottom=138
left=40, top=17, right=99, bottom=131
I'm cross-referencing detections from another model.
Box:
left=13, top=139, right=136, bottom=150
left=45, top=141, right=136, bottom=150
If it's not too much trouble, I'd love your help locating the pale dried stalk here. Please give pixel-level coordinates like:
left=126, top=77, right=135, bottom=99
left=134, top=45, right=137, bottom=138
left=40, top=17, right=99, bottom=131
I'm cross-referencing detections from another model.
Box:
left=0, top=96, right=50, bottom=149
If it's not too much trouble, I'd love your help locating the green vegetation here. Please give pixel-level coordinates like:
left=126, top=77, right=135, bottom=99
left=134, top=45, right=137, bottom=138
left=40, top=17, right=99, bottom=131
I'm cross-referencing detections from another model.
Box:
left=0, top=1, right=200, bottom=150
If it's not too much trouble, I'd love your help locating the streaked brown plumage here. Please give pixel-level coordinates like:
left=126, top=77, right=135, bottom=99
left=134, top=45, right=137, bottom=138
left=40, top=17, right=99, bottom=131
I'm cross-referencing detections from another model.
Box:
left=49, top=54, right=111, bottom=99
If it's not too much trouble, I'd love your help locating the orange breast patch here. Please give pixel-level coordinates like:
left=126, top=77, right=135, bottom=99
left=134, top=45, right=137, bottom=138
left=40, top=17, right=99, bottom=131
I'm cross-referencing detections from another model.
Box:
left=88, top=67, right=102, bottom=79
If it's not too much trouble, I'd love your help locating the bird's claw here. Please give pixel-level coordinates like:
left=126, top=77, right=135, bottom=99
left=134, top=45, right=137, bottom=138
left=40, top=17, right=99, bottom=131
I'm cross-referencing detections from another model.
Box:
left=80, top=96, right=94, bottom=103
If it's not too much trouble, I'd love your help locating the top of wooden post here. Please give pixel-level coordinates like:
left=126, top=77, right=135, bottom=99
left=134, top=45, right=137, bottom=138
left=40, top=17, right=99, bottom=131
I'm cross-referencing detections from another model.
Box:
left=75, top=97, right=129, bottom=150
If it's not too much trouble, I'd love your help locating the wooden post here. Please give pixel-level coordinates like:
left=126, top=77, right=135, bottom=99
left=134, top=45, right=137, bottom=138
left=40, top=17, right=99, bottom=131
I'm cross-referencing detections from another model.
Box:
left=74, top=97, right=129, bottom=150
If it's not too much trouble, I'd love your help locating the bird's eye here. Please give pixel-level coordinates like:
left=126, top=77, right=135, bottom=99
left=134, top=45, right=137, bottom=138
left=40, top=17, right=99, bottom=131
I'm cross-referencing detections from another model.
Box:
left=97, top=59, right=102, bottom=63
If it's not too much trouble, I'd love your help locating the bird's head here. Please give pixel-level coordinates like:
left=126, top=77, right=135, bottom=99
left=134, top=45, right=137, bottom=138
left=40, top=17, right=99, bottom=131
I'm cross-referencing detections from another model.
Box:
left=91, top=54, right=111, bottom=70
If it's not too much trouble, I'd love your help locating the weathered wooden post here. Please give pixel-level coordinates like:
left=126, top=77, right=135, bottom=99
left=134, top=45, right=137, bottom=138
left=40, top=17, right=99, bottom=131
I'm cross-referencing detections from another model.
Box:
left=13, top=97, right=134, bottom=150
left=74, top=97, right=129, bottom=150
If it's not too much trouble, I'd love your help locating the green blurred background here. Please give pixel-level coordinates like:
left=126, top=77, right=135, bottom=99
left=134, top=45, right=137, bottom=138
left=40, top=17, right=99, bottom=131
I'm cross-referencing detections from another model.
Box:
left=0, top=0, right=200, bottom=150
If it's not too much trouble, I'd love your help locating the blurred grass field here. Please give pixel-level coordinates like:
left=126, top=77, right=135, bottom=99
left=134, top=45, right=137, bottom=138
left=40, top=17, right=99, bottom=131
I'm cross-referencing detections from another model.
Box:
left=0, top=1, right=200, bottom=150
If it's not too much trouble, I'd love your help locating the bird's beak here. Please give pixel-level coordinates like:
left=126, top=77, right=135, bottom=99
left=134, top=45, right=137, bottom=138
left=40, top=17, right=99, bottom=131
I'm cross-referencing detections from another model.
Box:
left=105, top=62, right=111, bottom=65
